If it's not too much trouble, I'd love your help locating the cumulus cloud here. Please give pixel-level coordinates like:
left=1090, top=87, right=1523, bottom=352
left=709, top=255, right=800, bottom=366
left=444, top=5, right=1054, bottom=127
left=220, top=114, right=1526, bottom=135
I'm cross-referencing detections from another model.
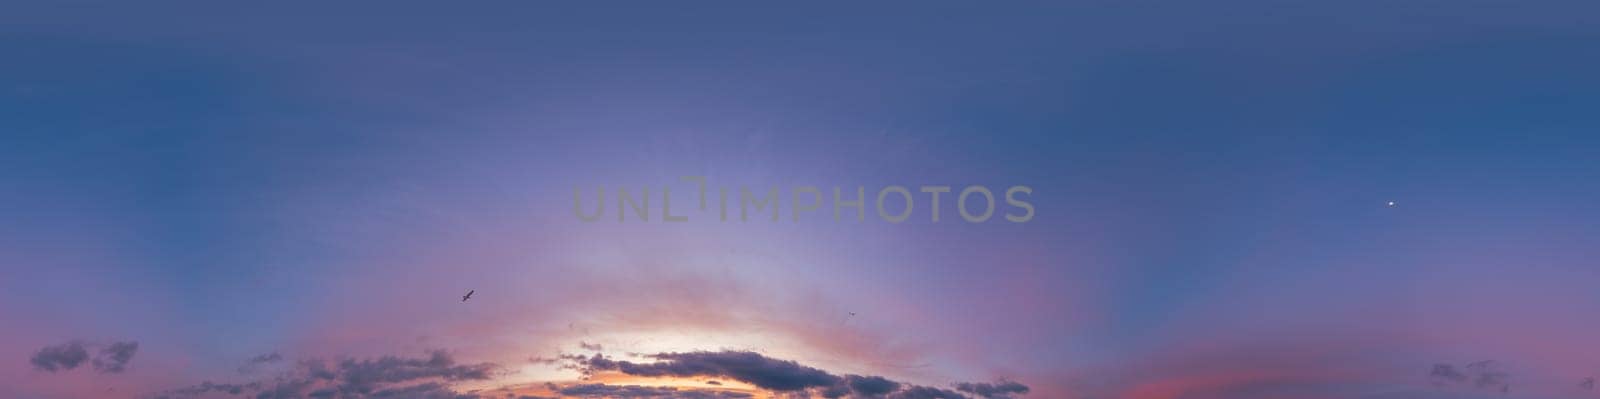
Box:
left=156, top=350, right=499, bottom=399
left=566, top=350, right=1026, bottom=399
left=29, top=340, right=139, bottom=374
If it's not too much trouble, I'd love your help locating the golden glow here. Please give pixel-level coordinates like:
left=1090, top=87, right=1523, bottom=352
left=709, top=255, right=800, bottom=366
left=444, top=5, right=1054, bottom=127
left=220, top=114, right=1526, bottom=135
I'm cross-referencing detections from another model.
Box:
left=461, top=327, right=829, bottom=398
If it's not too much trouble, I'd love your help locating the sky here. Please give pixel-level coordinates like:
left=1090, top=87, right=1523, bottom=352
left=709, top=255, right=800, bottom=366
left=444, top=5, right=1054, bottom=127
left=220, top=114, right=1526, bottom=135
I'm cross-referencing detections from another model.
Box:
left=2, top=2, right=1599, bottom=398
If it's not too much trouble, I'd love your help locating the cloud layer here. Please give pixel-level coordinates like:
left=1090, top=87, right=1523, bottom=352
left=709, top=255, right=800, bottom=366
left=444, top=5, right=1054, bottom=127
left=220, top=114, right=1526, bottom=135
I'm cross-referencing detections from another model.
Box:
left=146, top=348, right=1028, bottom=399
left=555, top=383, right=751, bottom=398
left=156, top=350, right=497, bottom=399
left=567, top=350, right=1028, bottom=399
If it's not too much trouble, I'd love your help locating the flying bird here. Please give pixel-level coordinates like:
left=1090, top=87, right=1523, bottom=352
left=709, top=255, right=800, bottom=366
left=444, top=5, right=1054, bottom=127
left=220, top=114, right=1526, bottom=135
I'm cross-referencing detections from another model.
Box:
left=1581, top=377, right=1594, bottom=390
left=461, top=290, right=474, bottom=302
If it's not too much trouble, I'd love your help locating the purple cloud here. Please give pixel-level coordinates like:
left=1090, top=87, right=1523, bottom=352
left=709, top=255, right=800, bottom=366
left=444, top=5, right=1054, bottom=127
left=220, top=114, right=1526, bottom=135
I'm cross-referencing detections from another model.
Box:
left=157, top=350, right=498, bottom=399
left=953, top=380, right=1029, bottom=398
left=29, top=341, right=90, bottom=372
left=92, top=341, right=139, bottom=373
left=28, top=340, right=139, bottom=374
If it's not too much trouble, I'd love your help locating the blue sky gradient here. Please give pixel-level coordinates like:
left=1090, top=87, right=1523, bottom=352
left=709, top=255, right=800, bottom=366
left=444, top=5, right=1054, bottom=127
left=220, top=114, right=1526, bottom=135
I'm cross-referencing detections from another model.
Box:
left=3, top=2, right=1600, bottom=398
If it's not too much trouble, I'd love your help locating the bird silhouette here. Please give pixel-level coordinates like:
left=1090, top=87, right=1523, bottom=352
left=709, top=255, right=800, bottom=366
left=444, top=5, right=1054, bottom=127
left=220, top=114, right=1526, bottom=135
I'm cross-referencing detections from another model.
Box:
left=461, top=290, right=474, bottom=302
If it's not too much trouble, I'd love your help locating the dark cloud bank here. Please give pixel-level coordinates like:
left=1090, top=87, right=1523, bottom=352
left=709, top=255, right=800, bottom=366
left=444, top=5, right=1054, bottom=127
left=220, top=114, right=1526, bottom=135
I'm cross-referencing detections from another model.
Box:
left=566, top=350, right=1028, bottom=399
left=156, top=350, right=497, bottom=399
left=552, top=383, right=749, bottom=398
left=148, top=349, right=1026, bottom=399
left=29, top=340, right=140, bottom=374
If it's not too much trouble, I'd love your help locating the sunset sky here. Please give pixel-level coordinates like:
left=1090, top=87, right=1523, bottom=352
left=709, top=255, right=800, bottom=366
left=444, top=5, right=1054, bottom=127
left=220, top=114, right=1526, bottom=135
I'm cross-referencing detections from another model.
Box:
left=3, top=2, right=1599, bottom=399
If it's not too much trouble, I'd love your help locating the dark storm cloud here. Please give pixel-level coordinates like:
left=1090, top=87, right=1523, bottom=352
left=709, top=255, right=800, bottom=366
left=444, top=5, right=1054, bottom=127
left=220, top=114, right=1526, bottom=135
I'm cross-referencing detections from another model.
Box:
left=29, top=340, right=139, bottom=373
left=953, top=380, right=1028, bottom=398
left=566, top=350, right=1027, bottom=399
left=155, top=350, right=499, bottom=399
left=557, top=383, right=752, bottom=398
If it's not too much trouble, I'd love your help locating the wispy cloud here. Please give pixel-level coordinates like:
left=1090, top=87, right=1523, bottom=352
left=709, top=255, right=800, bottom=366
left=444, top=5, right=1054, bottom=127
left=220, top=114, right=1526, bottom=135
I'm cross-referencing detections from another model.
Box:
left=237, top=351, right=285, bottom=374
left=1429, top=360, right=1511, bottom=394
